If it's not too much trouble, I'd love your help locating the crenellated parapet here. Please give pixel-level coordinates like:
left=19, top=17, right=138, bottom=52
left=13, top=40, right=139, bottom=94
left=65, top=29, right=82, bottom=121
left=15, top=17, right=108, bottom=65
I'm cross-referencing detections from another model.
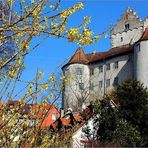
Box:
left=111, top=7, right=144, bottom=48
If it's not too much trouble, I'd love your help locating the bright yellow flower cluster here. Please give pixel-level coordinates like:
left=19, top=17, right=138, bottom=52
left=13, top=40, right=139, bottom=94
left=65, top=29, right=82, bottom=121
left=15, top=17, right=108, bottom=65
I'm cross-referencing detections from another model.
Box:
left=60, top=3, right=83, bottom=19
left=49, top=74, right=55, bottom=83
left=83, top=28, right=93, bottom=37
left=74, top=3, right=83, bottom=10
left=6, top=58, right=21, bottom=79
left=67, top=28, right=79, bottom=42
left=26, top=83, right=34, bottom=95
left=40, top=82, right=49, bottom=91
left=67, top=27, right=95, bottom=45
left=79, top=36, right=93, bottom=45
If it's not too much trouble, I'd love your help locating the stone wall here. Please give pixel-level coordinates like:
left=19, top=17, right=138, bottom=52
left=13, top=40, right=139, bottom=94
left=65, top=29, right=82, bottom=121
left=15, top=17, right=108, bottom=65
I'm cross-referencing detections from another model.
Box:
left=63, top=64, right=90, bottom=111
left=111, top=7, right=144, bottom=48
left=111, top=27, right=143, bottom=48
left=134, top=40, right=148, bottom=87
left=89, top=53, right=134, bottom=98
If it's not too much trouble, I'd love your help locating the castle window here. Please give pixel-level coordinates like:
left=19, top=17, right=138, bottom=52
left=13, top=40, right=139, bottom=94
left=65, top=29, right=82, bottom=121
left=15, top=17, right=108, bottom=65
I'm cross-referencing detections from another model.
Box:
left=99, top=81, right=103, bottom=88
left=76, top=68, right=82, bottom=75
left=106, top=63, right=110, bottom=71
left=113, top=77, right=118, bottom=86
left=90, top=82, right=94, bottom=90
left=79, top=83, right=84, bottom=90
left=106, top=79, right=110, bottom=88
left=125, top=23, right=129, bottom=30
left=99, top=65, right=103, bottom=73
left=90, top=68, right=94, bottom=75
left=121, top=37, right=123, bottom=42
left=114, top=61, right=118, bottom=69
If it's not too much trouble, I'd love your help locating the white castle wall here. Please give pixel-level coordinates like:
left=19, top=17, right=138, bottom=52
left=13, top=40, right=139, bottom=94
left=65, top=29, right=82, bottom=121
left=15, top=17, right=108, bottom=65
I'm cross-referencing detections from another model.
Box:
left=134, top=40, right=148, bottom=87
left=90, top=54, right=133, bottom=98
left=63, top=64, right=90, bottom=111
left=144, top=18, right=148, bottom=29
left=111, top=27, right=143, bottom=48
left=62, top=7, right=148, bottom=111
left=63, top=54, right=134, bottom=111
left=111, top=7, right=144, bottom=48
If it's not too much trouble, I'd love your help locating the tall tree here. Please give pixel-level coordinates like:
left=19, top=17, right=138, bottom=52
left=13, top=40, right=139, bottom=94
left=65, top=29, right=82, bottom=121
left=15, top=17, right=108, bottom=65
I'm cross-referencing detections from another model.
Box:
left=116, top=79, right=148, bottom=146
left=83, top=80, right=148, bottom=147
left=0, top=0, right=103, bottom=146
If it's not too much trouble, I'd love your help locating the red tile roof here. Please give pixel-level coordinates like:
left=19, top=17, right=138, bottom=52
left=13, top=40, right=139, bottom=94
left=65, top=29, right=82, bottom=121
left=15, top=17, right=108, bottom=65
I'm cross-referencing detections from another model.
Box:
left=7, top=100, right=19, bottom=107
left=31, top=103, right=38, bottom=110
left=61, top=118, right=71, bottom=126
left=66, top=44, right=132, bottom=66
left=140, top=27, right=148, bottom=41
left=31, top=104, right=56, bottom=118
left=35, top=104, right=60, bottom=127
left=68, top=47, right=88, bottom=64
left=0, top=100, right=2, bottom=109
left=37, top=104, right=54, bottom=118
left=73, top=114, right=83, bottom=122
left=64, top=28, right=148, bottom=68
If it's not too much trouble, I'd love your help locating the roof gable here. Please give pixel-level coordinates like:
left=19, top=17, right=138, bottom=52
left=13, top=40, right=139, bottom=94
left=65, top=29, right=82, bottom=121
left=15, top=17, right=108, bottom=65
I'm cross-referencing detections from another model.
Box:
left=68, top=47, right=88, bottom=64
left=111, top=7, right=143, bottom=35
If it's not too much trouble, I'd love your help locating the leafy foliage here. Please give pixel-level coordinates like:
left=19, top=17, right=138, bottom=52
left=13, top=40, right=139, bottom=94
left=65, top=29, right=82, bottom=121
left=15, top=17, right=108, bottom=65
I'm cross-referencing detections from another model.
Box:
left=116, top=79, right=148, bottom=146
left=84, top=79, right=148, bottom=147
left=0, top=0, right=104, bottom=81
left=0, top=0, right=105, bottom=147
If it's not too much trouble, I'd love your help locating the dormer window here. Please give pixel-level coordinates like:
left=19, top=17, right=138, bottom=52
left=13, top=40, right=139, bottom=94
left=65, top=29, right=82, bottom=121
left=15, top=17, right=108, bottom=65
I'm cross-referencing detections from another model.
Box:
left=125, top=24, right=129, bottom=30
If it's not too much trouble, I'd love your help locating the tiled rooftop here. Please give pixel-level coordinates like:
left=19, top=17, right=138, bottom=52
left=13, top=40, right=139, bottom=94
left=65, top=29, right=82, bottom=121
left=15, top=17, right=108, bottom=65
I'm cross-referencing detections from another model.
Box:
left=65, top=27, right=148, bottom=67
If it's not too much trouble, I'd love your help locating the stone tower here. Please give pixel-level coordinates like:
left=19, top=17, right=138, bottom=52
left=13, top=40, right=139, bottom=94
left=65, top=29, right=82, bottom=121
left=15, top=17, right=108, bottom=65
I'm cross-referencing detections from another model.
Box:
left=111, top=7, right=144, bottom=48
left=62, top=48, right=90, bottom=111
left=134, top=27, right=148, bottom=87
left=62, top=7, right=148, bottom=112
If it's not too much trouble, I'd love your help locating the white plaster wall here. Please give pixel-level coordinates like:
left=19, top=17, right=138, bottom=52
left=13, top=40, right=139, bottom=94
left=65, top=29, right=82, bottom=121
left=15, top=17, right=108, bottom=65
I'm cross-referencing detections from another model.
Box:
left=89, top=62, right=104, bottom=99
left=111, top=27, right=143, bottom=48
left=63, top=54, right=134, bottom=110
left=111, top=7, right=143, bottom=35
left=144, top=18, right=148, bottom=29
left=63, top=64, right=90, bottom=111
left=90, top=54, right=133, bottom=98
left=71, top=116, right=96, bottom=148
left=134, top=41, right=148, bottom=87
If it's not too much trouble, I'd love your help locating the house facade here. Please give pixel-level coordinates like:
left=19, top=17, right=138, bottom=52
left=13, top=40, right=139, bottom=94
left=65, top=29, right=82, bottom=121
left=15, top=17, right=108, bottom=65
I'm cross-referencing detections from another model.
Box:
left=62, top=7, right=148, bottom=111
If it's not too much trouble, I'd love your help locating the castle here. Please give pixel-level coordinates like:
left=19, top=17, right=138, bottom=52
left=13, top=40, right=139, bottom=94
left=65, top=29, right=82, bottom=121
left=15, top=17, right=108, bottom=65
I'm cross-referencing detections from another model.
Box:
left=62, top=7, right=148, bottom=111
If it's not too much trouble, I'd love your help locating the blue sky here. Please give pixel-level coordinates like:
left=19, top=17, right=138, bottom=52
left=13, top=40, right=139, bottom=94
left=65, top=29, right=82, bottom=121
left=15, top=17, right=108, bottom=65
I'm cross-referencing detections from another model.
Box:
left=15, top=0, right=148, bottom=99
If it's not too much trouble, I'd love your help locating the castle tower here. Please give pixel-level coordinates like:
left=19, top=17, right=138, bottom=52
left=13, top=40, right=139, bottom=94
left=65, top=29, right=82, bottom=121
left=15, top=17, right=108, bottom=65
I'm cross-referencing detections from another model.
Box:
left=62, top=48, right=90, bottom=111
left=111, top=7, right=144, bottom=48
left=62, top=7, right=148, bottom=112
left=134, top=27, right=148, bottom=87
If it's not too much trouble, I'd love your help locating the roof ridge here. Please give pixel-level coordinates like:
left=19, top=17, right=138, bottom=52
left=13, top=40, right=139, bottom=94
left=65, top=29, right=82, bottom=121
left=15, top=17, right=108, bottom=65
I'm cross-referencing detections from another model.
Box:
left=68, top=47, right=88, bottom=64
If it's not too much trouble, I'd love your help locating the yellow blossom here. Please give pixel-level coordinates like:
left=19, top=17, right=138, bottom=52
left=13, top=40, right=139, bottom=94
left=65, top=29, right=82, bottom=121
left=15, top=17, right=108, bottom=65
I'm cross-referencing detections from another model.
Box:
left=83, top=28, right=93, bottom=37
left=49, top=74, right=55, bottom=83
